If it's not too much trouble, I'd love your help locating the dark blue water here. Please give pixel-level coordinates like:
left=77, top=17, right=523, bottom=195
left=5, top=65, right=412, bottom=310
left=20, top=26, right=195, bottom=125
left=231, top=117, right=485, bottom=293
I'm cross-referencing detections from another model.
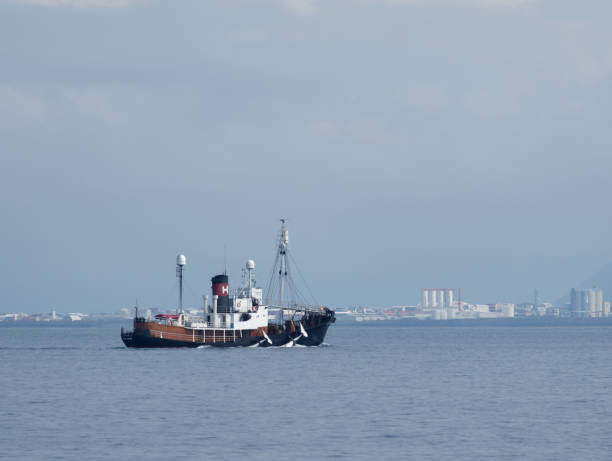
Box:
left=1, top=324, right=611, bottom=460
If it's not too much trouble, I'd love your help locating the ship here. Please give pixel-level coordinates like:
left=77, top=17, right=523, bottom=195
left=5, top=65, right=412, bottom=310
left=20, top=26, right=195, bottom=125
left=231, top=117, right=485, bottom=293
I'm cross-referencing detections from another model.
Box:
left=121, top=220, right=335, bottom=348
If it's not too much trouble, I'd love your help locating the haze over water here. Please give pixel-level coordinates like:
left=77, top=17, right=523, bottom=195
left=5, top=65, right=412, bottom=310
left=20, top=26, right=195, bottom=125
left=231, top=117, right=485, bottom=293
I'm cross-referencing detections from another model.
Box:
left=2, top=324, right=611, bottom=460
left=2, top=1, right=612, bottom=312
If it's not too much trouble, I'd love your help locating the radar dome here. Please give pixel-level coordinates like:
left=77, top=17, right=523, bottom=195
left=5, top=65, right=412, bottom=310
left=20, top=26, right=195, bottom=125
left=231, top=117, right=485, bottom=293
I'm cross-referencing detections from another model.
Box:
left=246, top=259, right=255, bottom=270
left=177, top=254, right=186, bottom=266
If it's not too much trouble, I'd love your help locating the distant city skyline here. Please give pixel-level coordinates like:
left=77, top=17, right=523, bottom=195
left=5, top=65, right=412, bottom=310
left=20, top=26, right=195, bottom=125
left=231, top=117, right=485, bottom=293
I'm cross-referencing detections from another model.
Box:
left=1, top=0, right=611, bottom=312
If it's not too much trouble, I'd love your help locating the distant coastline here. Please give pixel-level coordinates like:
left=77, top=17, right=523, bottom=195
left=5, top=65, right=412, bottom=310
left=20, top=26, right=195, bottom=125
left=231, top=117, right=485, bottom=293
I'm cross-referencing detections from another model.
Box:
left=3, top=316, right=612, bottom=328
left=334, top=316, right=612, bottom=327
left=0, top=318, right=129, bottom=328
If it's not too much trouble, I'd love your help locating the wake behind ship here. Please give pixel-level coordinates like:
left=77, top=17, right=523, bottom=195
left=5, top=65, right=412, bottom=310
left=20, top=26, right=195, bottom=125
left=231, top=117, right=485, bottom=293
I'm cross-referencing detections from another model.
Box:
left=121, top=221, right=335, bottom=348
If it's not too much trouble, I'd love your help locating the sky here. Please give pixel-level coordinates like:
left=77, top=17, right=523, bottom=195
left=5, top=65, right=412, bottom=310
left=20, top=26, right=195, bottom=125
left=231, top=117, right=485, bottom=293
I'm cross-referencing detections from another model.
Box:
left=1, top=0, right=611, bottom=313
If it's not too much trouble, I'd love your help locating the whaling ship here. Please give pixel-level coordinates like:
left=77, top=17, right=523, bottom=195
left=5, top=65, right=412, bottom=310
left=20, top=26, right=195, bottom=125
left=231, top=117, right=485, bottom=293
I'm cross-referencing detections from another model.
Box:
left=121, top=221, right=335, bottom=347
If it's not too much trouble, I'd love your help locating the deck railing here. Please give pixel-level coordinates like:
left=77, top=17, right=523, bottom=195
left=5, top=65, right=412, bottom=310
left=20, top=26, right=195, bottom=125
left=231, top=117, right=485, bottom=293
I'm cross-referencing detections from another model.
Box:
left=148, top=328, right=246, bottom=343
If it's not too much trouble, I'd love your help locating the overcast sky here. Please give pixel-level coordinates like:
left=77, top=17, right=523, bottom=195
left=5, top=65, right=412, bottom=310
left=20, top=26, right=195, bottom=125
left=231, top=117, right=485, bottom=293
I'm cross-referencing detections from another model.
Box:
left=1, top=0, right=611, bottom=313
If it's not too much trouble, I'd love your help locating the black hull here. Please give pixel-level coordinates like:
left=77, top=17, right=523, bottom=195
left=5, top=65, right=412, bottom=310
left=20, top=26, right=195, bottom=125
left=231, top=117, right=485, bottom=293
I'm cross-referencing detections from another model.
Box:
left=297, top=322, right=331, bottom=346
left=121, top=311, right=335, bottom=348
left=121, top=329, right=259, bottom=348
left=260, top=321, right=331, bottom=347
left=121, top=333, right=201, bottom=348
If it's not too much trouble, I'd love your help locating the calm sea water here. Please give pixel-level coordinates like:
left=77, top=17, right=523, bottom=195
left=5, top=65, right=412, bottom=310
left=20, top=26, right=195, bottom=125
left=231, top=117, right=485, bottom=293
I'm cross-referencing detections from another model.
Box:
left=1, top=323, right=611, bottom=460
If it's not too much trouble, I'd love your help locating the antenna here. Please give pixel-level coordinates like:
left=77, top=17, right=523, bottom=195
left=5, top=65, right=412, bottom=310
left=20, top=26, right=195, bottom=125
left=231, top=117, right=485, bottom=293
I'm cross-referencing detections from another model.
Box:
left=224, top=244, right=227, bottom=276
left=176, top=254, right=186, bottom=313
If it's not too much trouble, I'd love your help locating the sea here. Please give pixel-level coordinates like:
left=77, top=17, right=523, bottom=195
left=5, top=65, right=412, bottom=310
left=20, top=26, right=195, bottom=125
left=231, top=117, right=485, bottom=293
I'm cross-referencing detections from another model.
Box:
left=1, top=322, right=611, bottom=461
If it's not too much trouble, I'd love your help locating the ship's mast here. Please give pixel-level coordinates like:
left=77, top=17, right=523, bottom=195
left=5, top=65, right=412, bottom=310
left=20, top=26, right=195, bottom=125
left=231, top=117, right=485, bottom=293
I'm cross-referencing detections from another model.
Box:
left=278, top=219, right=289, bottom=320
left=176, top=254, right=186, bottom=313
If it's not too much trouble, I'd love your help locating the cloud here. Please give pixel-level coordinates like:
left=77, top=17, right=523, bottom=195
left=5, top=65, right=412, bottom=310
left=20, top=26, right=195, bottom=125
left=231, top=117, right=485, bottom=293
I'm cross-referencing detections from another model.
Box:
left=0, top=84, right=149, bottom=132
left=383, top=0, right=533, bottom=5
left=463, top=90, right=519, bottom=118
left=476, top=0, right=533, bottom=6
left=0, top=86, right=46, bottom=130
left=395, top=83, right=448, bottom=111
left=278, top=0, right=535, bottom=19
left=281, top=0, right=318, bottom=17
left=10, top=0, right=143, bottom=7
left=59, top=86, right=128, bottom=125
left=478, top=0, right=532, bottom=5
